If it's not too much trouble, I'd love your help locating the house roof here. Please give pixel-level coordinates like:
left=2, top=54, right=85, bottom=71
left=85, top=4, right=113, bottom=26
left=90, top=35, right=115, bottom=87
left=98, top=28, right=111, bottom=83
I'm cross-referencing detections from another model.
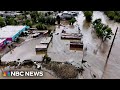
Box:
left=40, top=37, right=51, bottom=44
left=0, top=25, right=26, bottom=38
left=36, top=44, right=47, bottom=49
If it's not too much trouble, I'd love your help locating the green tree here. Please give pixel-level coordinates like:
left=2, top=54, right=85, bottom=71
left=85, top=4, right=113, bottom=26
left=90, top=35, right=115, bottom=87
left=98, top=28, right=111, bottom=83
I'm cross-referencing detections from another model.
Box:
left=92, top=18, right=113, bottom=54
left=114, top=15, right=120, bottom=22
left=106, top=11, right=115, bottom=20
left=42, top=54, right=51, bottom=64
left=36, top=23, right=47, bottom=30
left=8, top=18, right=16, bottom=25
left=83, top=11, right=93, bottom=22
left=92, top=18, right=113, bottom=41
left=45, top=16, right=56, bottom=25
left=69, top=18, right=76, bottom=25
left=24, top=19, right=32, bottom=27
left=30, top=11, right=39, bottom=23
left=0, top=16, right=5, bottom=28
left=56, top=15, right=60, bottom=24
left=27, top=22, right=32, bottom=28
left=38, top=16, right=46, bottom=23
left=5, top=16, right=19, bottom=25
left=104, top=11, right=120, bottom=22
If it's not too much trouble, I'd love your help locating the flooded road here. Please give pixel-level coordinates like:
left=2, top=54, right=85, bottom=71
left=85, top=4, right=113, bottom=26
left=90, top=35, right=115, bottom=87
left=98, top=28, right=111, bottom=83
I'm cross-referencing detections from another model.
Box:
left=102, top=28, right=120, bottom=79
left=1, top=37, right=45, bottom=62
left=47, top=25, right=83, bottom=63
left=74, top=11, right=119, bottom=78
left=47, top=11, right=120, bottom=79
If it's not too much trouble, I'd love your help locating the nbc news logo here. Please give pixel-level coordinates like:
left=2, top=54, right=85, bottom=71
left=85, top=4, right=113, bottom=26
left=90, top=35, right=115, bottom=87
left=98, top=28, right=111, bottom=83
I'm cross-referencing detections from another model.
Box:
left=3, top=71, right=43, bottom=77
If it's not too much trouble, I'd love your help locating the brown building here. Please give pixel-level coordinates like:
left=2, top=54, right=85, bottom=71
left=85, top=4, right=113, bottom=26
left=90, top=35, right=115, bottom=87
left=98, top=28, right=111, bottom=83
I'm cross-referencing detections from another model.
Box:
left=70, top=41, right=83, bottom=49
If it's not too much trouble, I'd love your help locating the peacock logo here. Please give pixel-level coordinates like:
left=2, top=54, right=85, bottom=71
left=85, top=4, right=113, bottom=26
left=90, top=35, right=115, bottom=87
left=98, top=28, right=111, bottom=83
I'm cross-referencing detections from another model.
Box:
left=3, top=71, right=11, bottom=76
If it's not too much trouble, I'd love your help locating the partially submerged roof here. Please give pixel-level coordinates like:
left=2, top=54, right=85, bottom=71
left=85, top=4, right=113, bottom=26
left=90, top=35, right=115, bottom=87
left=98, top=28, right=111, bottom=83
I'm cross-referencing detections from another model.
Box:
left=36, top=44, right=47, bottom=49
left=40, top=37, right=52, bottom=44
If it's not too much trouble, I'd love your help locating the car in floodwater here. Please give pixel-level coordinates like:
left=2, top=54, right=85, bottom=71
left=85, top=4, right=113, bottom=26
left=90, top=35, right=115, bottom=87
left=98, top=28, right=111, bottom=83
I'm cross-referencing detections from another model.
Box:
left=69, top=11, right=79, bottom=16
left=57, top=11, right=74, bottom=20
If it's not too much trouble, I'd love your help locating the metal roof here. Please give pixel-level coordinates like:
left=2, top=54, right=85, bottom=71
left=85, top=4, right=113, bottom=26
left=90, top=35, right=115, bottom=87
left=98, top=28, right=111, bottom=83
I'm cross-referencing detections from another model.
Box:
left=0, top=25, right=26, bottom=38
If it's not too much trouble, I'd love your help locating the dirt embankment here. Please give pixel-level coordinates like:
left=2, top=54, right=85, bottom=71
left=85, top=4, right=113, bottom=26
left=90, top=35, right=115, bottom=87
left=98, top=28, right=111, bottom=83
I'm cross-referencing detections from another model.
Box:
left=42, top=62, right=78, bottom=79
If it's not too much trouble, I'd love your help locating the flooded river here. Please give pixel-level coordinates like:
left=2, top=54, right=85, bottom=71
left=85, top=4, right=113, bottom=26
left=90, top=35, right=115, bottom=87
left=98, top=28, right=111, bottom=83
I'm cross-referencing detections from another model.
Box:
left=77, top=11, right=120, bottom=79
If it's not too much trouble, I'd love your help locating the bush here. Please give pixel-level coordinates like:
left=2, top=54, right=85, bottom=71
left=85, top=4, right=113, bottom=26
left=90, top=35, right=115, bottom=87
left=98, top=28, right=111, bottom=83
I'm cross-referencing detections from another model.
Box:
left=30, top=11, right=39, bottom=23
left=36, top=23, right=47, bottom=30
left=69, top=18, right=76, bottom=25
left=104, top=11, right=120, bottom=22
left=38, top=16, right=56, bottom=25
left=5, top=17, right=18, bottom=25
left=25, top=20, right=32, bottom=28
left=38, top=16, right=46, bottom=23
left=27, top=22, right=32, bottom=28
left=0, top=16, right=5, bottom=27
left=52, top=64, right=78, bottom=79
left=45, top=16, right=56, bottom=25
left=92, top=18, right=113, bottom=41
left=83, top=11, right=93, bottom=22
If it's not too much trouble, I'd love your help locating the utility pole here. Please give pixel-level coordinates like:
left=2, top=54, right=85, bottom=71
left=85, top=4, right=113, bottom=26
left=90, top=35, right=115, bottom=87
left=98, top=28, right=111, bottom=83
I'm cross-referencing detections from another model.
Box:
left=101, top=27, right=118, bottom=79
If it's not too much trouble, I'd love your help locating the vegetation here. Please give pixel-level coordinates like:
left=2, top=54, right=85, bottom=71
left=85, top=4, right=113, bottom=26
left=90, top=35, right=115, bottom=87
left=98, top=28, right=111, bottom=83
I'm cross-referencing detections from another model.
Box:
left=30, top=11, right=39, bottom=24
left=25, top=19, right=32, bottom=28
left=42, top=61, right=78, bottom=79
left=0, top=16, right=5, bottom=27
left=83, top=11, right=93, bottom=22
left=38, top=16, right=56, bottom=25
left=69, top=17, right=76, bottom=25
left=92, top=18, right=113, bottom=41
left=56, top=15, right=60, bottom=24
left=45, top=16, right=56, bottom=25
left=0, top=11, right=56, bottom=29
left=5, top=17, right=18, bottom=25
left=30, top=11, right=56, bottom=28
left=36, top=23, right=47, bottom=30
left=42, top=54, right=51, bottom=64
left=0, top=11, right=56, bottom=30
left=104, top=11, right=120, bottom=22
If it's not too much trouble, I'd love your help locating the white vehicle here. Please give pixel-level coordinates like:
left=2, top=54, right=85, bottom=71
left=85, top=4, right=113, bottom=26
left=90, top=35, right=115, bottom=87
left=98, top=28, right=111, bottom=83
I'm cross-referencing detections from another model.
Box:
left=57, top=11, right=74, bottom=20
left=34, top=62, right=42, bottom=70
left=69, top=11, right=79, bottom=16
left=32, top=33, right=40, bottom=38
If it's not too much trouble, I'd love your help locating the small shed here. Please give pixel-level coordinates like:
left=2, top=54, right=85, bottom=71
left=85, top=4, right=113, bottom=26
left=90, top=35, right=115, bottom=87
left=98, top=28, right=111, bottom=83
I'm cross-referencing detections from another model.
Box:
left=40, top=37, right=52, bottom=45
left=70, top=41, right=83, bottom=49
left=35, top=44, right=48, bottom=52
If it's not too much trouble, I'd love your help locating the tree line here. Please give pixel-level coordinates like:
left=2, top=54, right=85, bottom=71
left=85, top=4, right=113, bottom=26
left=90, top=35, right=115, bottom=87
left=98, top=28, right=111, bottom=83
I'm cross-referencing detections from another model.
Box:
left=104, top=11, right=120, bottom=22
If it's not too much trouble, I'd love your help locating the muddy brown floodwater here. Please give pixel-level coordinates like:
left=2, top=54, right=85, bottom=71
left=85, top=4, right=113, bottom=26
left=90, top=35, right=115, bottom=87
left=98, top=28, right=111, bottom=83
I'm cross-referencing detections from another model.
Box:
left=1, top=11, right=120, bottom=79
left=74, top=11, right=120, bottom=79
